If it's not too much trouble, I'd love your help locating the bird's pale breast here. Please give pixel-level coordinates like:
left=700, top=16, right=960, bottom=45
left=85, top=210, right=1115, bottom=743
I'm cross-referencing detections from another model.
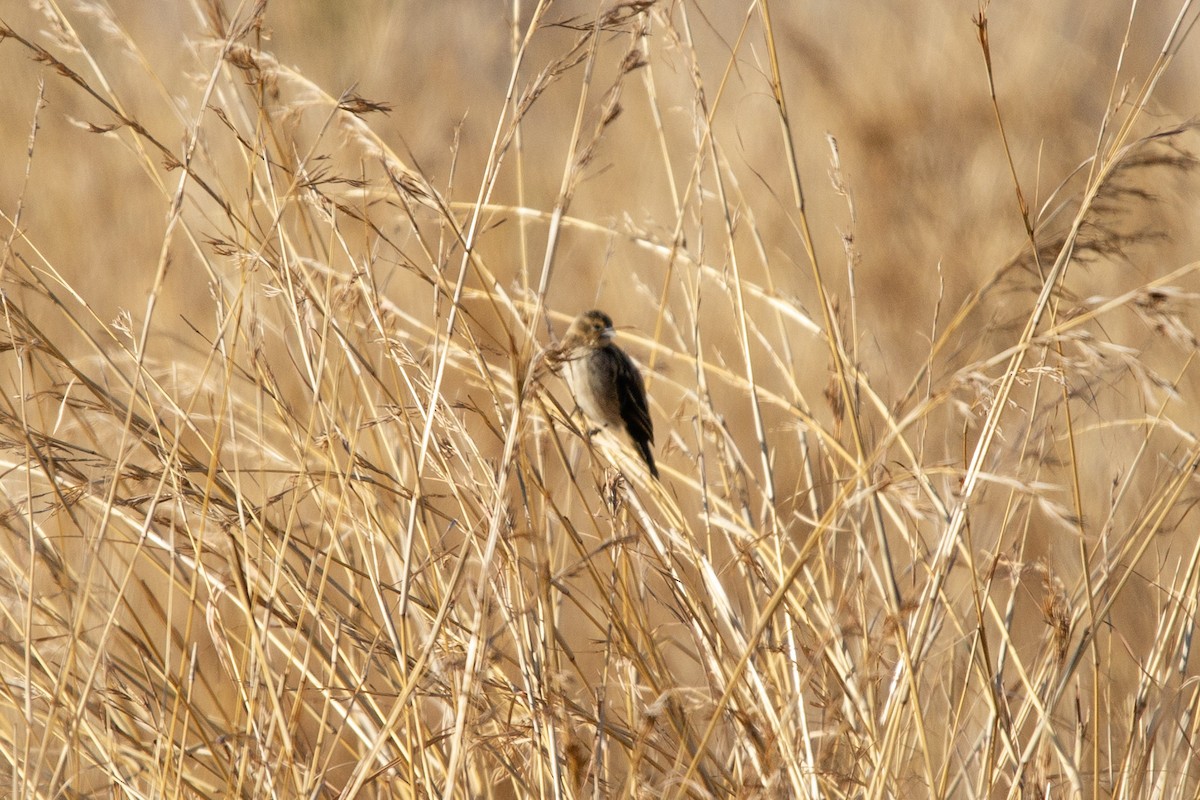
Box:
left=566, top=348, right=622, bottom=429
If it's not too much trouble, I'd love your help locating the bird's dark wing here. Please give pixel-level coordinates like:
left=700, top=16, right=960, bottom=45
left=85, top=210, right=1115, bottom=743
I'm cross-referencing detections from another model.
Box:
left=612, top=346, right=654, bottom=446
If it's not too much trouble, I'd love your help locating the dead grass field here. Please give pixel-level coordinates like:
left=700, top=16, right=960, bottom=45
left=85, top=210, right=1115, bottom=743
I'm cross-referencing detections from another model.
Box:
left=2, top=1, right=1200, bottom=797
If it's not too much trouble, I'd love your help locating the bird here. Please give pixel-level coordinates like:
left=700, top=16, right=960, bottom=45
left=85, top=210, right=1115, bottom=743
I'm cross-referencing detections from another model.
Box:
left=560, top=309, right=659, bottom=479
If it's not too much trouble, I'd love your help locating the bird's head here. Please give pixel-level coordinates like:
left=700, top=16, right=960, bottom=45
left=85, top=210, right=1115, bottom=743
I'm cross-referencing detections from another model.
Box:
left=568, top=309, right=616, bottom=347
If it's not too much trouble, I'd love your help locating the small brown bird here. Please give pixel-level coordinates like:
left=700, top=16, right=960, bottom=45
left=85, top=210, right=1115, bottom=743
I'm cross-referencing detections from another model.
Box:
left=560, top=310, right=659, bottom=479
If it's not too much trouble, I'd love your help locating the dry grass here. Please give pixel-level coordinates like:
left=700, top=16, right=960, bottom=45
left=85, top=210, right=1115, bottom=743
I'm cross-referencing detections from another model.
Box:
left=2, top=0, right=1200, bottom=797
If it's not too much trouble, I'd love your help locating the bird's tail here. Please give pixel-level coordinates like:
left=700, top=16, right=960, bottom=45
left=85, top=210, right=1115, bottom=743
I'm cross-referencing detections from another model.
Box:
left=636, top=440, right=659, bottom=480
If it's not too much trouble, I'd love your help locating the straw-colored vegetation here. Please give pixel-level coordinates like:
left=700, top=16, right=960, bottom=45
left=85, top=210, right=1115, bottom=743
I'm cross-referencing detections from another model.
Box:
left=2, top=0, right=1200, bottom=797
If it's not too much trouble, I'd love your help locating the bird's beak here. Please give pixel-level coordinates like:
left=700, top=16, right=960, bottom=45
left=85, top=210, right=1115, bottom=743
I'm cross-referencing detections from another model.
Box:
left=600, top=326, right=615, bottom=342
